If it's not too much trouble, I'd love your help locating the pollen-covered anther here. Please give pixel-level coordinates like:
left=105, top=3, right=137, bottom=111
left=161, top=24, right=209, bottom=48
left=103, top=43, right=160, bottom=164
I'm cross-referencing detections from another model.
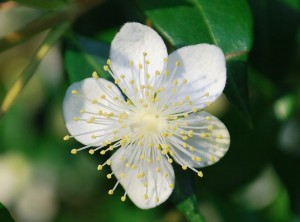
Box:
left=198, top=171, right=204, bottom=177
left=155, top=197, right=160, bottom=203
left=71, top=90, right=78, bottom=95
left=92, top=71, right=99, bottom=79
left=144, top=194, right=148, bottom=200
left=200, top=132, right=211, bottom=138
left=107, top=173, right=113, bottom=179
left=63, top=135, right=70, bottom=141
left=121, top=195, right=126, bottom=202
left=182, top=165, right=188, bottom=170
left=100, top=150, right=106, bottom=155
left=70, top=149, right=77, bottom=155
left=108, top=190, right=114, bottom=195
left=97, top=165, right=103, bottom=171
left=89, top=149, right=95, bottom=155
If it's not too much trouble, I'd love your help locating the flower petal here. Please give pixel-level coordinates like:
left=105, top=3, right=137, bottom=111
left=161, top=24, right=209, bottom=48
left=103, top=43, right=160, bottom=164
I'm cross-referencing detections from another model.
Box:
left=111, top=145, right=174, bottom=209
left=161, top=44, right=226, bottom=112
left=63, top=78, right=125, bottom=145
left=110, top=22, right=168, bottom=99
left=166, top=111, right=230, bottom=168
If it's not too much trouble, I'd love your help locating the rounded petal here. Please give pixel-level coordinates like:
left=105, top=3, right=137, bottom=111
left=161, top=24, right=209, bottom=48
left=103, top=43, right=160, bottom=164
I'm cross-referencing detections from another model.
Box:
left=111, top=145, right=174, bottom=209
left=161, top=44, right=226, bottom=112
left=110, top=22, right=168, bottom=98
left=63, top=78, right=125, bottom=145
left=167, top=111, right=230, bottom=168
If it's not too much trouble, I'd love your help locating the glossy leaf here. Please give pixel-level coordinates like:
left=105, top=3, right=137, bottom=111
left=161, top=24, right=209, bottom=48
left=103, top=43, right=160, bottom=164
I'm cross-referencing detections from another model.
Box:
left=64, top=34, right=110, bottom=83
left=137, top=0, right=253, bottom=122
left=0, top=203, right=14, bottom=222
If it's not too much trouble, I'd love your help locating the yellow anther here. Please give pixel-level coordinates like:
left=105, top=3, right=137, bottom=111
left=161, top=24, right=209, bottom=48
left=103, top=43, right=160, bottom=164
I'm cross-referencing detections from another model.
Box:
left=129, top=60, right=134, bottom=66
left=103, top=65, right=109, bottom=71
left=115, top=79, right=120, bottom=84
left=100, top=95, right=106, bottom=99
left=107, top=174, right=112, bottom=179
left=92, top=71, right=99, bottom=79
left=171, top=88, right=177, bottom=93
left=120, top=74, right=125, bottom=79
left=108, top=190, right=114, bottom=195
left=107, top=84, right=112, bottom=89
left=80, top=109, right=85, bottom=114
left=121, top=196, right=126, bottom=202
left=169, top=183, right=174, bottom=188
left=200, top=133, right=211, bottom=138
left=168, top=158, right=173, bottom=164
left=63, top=135, right=70, bottom=141
left=157, top=156, right=161, bottom=161
left=183, top=113, right=189, bottom=118
left=217, top=134, right=224, bottom=139
left=196, top=156, right=202, bottom=162
left=119, top=156, right=124, bottom=161
left=87, top=117, right=95, bottom=123
left=210, top=156, right=216, bottom=161
left=198, top=171, right=203, bottom=177
left=192, top=107, right=198, bottom=113
left=182, top=136, right=189, bottom=141
left=206, top=101, right=211, bottom=106
left=131, top=164, right=137, bottom=170
left=106, top=59, right=111, bottom=65
left=129, top=79, right=135, bottom=85
left=175, top=61, right=180, bottom=67
left=156, top=167, right=161, bottom=173
left=139, top=64, right=143, bottom=69
left=91, top=99, right=97, bottom=104
left=182, top=143, right=187, bottom=148
left=164, top=70, right=169, bottom=76
left=145, top=60, right=150, bottom=65
left=164, top=173, right=169, bottom=178
left=146, top=73, right=150, bottom=79
left=188, top=130, right=193, bottom=137
left=140, top=155, right=145, bottom=160
left=144, top=182, right=148, bottom=187
left=71, top=149, right=77, bottom=155
left=173, top=79, right=178, bottom=85
left=189, top=146, right=195, bottom=152
left=155, top=197, right=159, bottom=203
left=205, top=116, right=212, bottom=121
left=205, top=92, right=209, bottom=97
left=100, top=150, right=106, bottom=155
left=119, top=173, right=125, bottom=178
left=71, top=90, right=78, bottom=94
left=144, top=194, right=148, bottom=200
left=147, top=158, right=152, bottom=164
left=182, top=79, right=187, bottom=84
left=73, top=117, right=79, bottom=121
left=155, top=70, right=160, bottom=76
left=107, top=160, right=112, bottom=165
left=207, top=125, right=213, bottom=131
left=97, top=165, right=102, bottom=171
left=89, top=149, right=95, bottom=155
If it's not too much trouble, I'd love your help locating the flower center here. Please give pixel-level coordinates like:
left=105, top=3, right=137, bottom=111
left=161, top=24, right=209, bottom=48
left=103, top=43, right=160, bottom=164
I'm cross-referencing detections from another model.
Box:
left=128, top=107, right=166, bottom=137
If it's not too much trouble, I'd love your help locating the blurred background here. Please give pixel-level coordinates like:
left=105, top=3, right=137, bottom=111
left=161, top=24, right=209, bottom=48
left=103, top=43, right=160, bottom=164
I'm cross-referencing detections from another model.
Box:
left=0, top=0, right=299, bottom=222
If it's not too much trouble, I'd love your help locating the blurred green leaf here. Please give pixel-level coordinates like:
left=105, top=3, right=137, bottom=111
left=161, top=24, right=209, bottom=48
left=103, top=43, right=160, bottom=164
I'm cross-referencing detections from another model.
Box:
left=137, top=0, right=253, bottom=123
left=64, top=34, right=110, bottom=83
left=0, top=203, right=14, bottom=222
left=13, top=0, right=66, bottom=10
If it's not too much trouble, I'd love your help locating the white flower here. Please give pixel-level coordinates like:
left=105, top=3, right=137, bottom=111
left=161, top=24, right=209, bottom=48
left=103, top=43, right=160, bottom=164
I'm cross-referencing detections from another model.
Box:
left=63, top=22, right=230, bottom=209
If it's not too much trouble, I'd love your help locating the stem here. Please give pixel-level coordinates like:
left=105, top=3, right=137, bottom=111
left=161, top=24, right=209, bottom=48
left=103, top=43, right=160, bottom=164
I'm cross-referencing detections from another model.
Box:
left=0, top=0, right=104, bottom=52
left=176, top=195, right=206, bottom=222
left=0, top=22, right=70, bottom=117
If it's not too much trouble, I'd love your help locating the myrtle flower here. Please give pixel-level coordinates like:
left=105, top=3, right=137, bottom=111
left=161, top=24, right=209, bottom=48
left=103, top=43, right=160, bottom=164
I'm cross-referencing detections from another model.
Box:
left=63, top=22, right=230, bottom=209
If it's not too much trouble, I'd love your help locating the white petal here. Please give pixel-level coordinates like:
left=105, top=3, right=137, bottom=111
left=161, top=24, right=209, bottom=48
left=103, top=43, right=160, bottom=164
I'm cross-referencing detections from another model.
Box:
left=162, top=44, right=226, bottom=112
left=110, top=22, right=168, bottom=98
left=167, top=111, right=230, bottom=168
left=63, top=78, right=125, bottom=145
left=111, top=145, right=174, bottom=209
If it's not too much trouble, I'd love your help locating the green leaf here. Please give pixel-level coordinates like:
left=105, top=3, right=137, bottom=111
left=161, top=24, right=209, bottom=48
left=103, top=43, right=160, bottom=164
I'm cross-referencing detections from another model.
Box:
left=0, top=203, right=14, bottom=222
left=137, top=0, right=253, bottom=122
left=64, top=33, right=111, bottom=83
left=13, top=0, right=66, bottom=10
